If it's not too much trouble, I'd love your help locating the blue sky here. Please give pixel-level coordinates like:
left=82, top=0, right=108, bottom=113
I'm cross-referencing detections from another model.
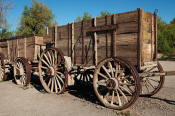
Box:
left=7, top=0, right=175, bottom=30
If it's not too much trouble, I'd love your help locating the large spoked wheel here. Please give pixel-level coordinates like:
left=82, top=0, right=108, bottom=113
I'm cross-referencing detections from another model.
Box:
left=38, top=48, right=68, bottom=94
left=140, top=62, right=165, bottom=97
left=14, top=57, right=31, bottom=86
left=93, top=57, right=141, bottom=110
left=74, top=69, right=94, bottom=86
left=0, top=53, right=6, bottom=81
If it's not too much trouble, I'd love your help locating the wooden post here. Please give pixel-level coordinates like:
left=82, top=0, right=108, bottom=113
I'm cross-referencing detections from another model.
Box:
left=17, top=39, right=19, bottom=57
left=137, top=8, right=143, bottom=70
left=7, top=41, right=10, bottom=60
left=112, top=14, right=117, bottom=57
left=55, top=25, right=57, bottom=47
left=46, top=27, right=49, bottom=35
left=151, top=15, right=154, bottom=60
left=154, top=12, right=158, bottom=60
left=105, top=15, right=108, bottom=57
left=94, top=17, right=98, bottom=66
left=81, top=21, right=84, bottom=64
left=24, top=38, right=26, bottom=58
left=71, top=22, right=75, bottom=64
left=68, top=24, right=70, bottom=57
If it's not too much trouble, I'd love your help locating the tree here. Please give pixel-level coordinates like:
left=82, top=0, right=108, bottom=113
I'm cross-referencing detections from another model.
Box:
left=100, top=10, right=111, bottom=17
left=75, top=12, right=92, bottom=22
left=0, top=0, right=13, bottom=39
left=0, top=0, right=12, bottom=29
left=170, top=18, right=175, bottom=25
left=17, top=0, right=55, bottom=36
left=157, top=17, right=175, bottom=55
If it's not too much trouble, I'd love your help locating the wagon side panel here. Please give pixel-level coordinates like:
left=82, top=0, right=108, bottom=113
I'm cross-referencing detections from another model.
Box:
left=141, top=11, right=155, bottom=63
left=55, top=25, right=69, bottom=57
left=25, top=37, right=35, bottom=61
left=0, top=41, right=8, bottom=58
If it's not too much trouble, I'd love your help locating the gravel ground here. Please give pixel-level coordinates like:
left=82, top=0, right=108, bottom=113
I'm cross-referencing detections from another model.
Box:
left=0, top=61, right=175, bottom=116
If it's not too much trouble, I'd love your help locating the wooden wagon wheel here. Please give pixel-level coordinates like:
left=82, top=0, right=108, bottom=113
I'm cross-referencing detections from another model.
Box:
left=14, top=57, right=31, bottom=86
left=74, top=69, right=93, bottom=85
left=38, top=48, right=68, bottom=94
left=140, top=62, right=165, bottom=97
left=0, top=53, right=6, bottom=81
left=93, top=57, right=141, bottom=110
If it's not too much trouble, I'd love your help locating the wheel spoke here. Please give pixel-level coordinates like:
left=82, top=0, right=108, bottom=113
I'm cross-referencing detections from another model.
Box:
left=102, top=65, right=111, bottom=78
left=120, top=86, right=132, bottom=95
left=51, top=51, right=55, bottom=66
left=108, top=62, right=114, bottom=78
left=115, top=64, right=119, bottom=77
left=41, top=66, right=48, bottom=70
left=48, top=78, right=52, bottom=87
left=41, top=59, right=50, bottom=68
left=51, top=78, right=54, bottom=92
left=97, top=80, right=106, bottom=86
left=54, top=50, right=57, bottom=65
left=118, top=88, right=128, bottom=102
left=116, top=90, right=122, bottom=106
left=145, top=83, right=150, bottom=93
left=43, top=54, right=51, bottom=65
left=146, top=66, right=157, bottom=73
left=47, top=51, right=53, bottom=66
left=97, top=72, right=108, bottom=79
left=55, top=76, right=62, bottom=91
left=56, top=74, right=64, bottom=84
left=111, top=90, right=115, bottom=105
left=54, top=77, right=58, bottom=93
left=147, top=79, right=155, bottom=89
left=148, top=78, right=160, bottom=83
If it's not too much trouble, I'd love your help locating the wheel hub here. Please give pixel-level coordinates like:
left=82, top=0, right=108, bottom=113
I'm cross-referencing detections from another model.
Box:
left=106, top=78, right=120, bottom=90
left=47, top=67, right=56, bottom=77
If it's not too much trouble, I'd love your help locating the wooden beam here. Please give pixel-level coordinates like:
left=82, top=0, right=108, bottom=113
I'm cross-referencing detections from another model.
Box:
left=94, top=17, right=98, bottom=66
left=68, top=24, right=70, bottom=57
left=46, top=27, right=49, bottom=35
left=7, top=41, right=10, bottom=60
left=113, top=14, right=117, bottom=57
left=17, top=39, right=19, bottom=57
left=154, top=12, right=158, bottom=60
left=71, top=22, right=75, bottom=64
left=81, top=21, right=84, bottom=64
left=24, top=38, right=26, bottom=58
left=88, top=24, right=118, bottom=33
left=137, top=8, right=143, bottom=70
left=55, top=25, right=57, bottom=47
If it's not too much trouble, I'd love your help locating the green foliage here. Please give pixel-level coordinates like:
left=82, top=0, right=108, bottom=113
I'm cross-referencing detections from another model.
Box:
left=100, top=10, right=111, bottom=17
left=75, top=10, right=111, bottom=22
left=157, top=17, right=175, bottom=56
left=0, top=28, right=13, bottom=39
left=17, top=0, right=55, bottom=36
left=75, top=12, right=92, bottom=22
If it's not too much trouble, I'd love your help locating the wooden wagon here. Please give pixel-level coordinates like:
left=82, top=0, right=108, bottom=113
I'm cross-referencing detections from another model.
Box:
left=0, top=8, right=170, bottom=110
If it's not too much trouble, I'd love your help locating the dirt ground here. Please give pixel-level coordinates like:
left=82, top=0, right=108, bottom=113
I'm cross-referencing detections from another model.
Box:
left=0, top=61, right=175, bottom=116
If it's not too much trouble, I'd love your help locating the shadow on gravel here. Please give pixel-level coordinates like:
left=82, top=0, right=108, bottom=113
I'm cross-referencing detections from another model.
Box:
left=30, top=74, right=101, bottom=105
left=151, top=96, right=175, bottom=105
left=30, top=74, right=46, bottom=93
left=67, top=83, right=100, bottom=105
